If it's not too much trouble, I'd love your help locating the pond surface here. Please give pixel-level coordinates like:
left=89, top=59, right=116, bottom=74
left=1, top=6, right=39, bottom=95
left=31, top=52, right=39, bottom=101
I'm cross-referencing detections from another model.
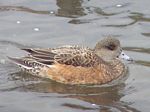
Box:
left=0, top=0, right=150, bottom=112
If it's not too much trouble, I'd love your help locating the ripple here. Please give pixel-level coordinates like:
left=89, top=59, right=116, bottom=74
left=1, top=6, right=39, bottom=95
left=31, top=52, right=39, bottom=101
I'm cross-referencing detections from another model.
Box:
left=129, top=12, right=150, bottom=22
left=0, top=0, right=149, bottom=112
left=141, top=33, right=150, bottom=37
left=135, top=60, right=150, bottom=67
left=0, top=6, right=53, bottom=15
left=62, top=103, right=99, bottom=111
left=123, top=47, right=150, bottom=54
left=93, top=7, right=122, bottom=16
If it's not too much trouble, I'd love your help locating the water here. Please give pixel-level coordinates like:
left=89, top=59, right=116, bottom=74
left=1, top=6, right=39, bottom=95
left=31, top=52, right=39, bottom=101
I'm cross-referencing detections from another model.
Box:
left=0, top=0, right=150, bottom=112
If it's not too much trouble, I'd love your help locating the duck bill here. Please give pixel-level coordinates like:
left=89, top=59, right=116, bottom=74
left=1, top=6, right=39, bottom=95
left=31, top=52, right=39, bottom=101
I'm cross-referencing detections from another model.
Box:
left=119, top=51, right=133, bottom=61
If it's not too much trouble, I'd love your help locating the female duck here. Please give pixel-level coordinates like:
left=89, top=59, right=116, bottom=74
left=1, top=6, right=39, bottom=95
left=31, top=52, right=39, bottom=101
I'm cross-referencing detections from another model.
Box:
left=9, top=37, right=132, bottom=85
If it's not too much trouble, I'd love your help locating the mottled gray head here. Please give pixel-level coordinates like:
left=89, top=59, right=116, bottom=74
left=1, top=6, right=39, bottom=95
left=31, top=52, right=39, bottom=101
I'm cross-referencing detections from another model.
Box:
left=94, top=37, right=132, bottom=61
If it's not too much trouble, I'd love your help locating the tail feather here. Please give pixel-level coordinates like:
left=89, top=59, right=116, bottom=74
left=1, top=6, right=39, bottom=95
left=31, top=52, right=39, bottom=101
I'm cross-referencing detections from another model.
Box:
left=8, top=57, right=33, bottom=69
left=21, top=48, right=35, bottom=54
left=8, top=56, right=46, bottom=67
left=22, top=48, right=54, bottom=56
left=8, top=56, right=50, bottom=77
left=21, top=48, right=56, bottom=64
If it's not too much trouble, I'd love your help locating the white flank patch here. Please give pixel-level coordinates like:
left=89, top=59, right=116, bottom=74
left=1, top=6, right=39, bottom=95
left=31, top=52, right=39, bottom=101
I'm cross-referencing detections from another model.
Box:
left=47, top=65, right=56, bottom=68
left=16, top=63, right=32, bottom=70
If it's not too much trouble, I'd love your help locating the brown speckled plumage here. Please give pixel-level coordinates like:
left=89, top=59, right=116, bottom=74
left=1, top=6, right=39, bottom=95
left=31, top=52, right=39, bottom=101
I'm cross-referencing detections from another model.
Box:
left=9, top=37, right=129, bottom=85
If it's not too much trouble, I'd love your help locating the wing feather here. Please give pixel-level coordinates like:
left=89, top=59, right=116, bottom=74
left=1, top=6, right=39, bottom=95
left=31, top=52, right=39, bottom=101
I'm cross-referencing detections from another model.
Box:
left=22, top=46, right=101, bottom=67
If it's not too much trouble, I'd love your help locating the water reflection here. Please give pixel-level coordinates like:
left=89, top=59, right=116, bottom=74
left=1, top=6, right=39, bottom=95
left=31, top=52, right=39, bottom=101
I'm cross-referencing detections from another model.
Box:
left=0, top=6, right=50, bottom=15
left=0, top=0, right=149, bottom=111
left=68, top=6, right=127, bottom=24
left=124, top=47, right=150, bottom=54
left=56, top=0, right=86, bottom=18
left=93, top=7, right=123, bottom=16
left=124, top=47, right=150, bottom=67
left=1, top=2, right=150, bottom=27
left=6, top=71, right=140, bottom=112
left=68, top=17, right=102, bottom=24
left=0, top=2, right=86, bottom=18
left=62, top=103, right=98, bottom=111
left=102, top=12, right=150, bottom=27
left=135, top=60, right=150, bottom=67
left=130, top=12, right=150, bottom=22
left=141, top=33, right=150, bottom=37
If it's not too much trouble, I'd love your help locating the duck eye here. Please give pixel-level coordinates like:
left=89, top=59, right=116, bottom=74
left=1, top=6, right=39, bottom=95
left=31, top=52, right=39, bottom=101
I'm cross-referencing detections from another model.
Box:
left=105, top=44, right=116, bottom=50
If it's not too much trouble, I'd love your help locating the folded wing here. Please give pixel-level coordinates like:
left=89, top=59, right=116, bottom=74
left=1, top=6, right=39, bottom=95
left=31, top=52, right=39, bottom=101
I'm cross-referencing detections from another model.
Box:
left=22, top=46, right=101, bottom=67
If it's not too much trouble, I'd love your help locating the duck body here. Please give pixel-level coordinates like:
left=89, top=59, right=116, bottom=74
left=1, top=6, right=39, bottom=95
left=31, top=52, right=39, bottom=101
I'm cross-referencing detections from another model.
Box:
left=9, top=37, right=131, bottom=85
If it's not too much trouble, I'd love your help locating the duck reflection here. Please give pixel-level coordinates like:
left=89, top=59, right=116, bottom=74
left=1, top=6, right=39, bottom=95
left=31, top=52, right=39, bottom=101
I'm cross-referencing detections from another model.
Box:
left=9, top=71, right=140, bottom=112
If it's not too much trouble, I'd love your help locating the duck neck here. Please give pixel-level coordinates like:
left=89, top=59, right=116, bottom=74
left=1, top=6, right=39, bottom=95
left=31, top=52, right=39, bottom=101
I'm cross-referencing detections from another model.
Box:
left=94, top=49, right=114, bottom=61
left=97, top=59, right=126, bottom=83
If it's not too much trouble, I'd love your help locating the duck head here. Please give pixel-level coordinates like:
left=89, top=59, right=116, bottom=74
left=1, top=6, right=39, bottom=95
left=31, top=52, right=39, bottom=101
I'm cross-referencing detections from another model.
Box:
left=94, top=37, right=133, bottom=61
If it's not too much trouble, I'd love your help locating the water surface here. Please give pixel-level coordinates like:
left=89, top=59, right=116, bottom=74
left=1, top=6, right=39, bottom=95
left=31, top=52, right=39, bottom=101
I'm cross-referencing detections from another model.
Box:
left=0, top=0, right=150, bottom=112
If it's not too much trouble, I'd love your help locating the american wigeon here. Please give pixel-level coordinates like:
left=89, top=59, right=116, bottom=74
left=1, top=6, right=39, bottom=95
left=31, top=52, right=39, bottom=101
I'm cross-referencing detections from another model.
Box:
left=9, top=37, right=132, bottom=85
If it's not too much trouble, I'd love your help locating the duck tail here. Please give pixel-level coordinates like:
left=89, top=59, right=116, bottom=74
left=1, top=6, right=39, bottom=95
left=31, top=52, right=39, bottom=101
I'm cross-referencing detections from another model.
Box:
left=8, top=56, right=33, bottom=70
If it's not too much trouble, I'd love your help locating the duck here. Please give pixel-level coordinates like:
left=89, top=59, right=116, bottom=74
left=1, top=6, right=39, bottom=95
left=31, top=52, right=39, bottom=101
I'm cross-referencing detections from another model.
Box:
left=9, top=37, right=132, bottom=85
